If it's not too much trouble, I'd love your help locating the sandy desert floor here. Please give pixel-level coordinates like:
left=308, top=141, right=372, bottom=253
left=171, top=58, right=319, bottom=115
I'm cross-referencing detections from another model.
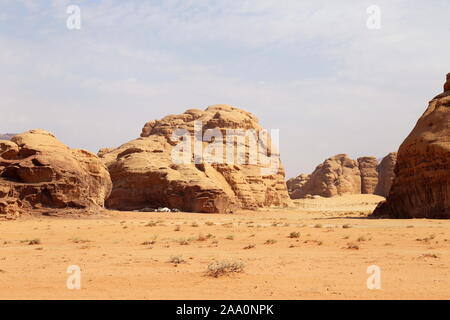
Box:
left=0, top=194, right=449, bottom=300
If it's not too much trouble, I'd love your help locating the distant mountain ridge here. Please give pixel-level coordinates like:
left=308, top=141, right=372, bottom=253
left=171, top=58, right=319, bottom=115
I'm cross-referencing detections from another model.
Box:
left=0, top=133, right=16, bottom=140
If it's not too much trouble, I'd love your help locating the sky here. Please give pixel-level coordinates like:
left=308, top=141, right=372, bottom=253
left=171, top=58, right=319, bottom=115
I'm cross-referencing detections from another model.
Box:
left=0, top=0, right=449, bottom=178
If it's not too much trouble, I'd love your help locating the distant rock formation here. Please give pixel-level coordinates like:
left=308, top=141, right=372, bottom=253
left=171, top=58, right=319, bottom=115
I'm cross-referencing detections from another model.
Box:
left=288, top=154, right=362, bottom=198
left=0, top=134, right=16, bottom=140
left=286, top=174, right=310, bottom=199
left=100, top=105, right=292, bottom=213
left=374, top=152, right=397, bottom=197
left=0, top=130, right=112, bottom=219
left=372, top=74, right=450, bottom=218
left=358, top=157, right=378, bottom=194
left=288, top=153, right=397, bottom=199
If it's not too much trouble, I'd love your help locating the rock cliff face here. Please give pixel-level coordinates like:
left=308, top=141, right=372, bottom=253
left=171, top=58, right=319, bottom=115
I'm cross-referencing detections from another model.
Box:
left=100, top=105, right=292, bottom=213
left=358, top=157, right=379, bottom=194
left=288, top=153, right=397, bottom=199
left=0, top=130, right=112, bottom=219
left=372, top=75, right=450, bottom=218
left=374, top=152, right=397, bottom=197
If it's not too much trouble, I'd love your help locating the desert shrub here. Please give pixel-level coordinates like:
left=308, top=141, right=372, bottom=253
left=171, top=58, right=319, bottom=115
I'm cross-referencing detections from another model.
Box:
left=197, top=233, right=207, bottom=241
left=28, top=239, right=41, bottom=245
left=206, top=260, right=245, bottom=278
left=141, top=240, right=157, bottom=245
left=357, top=236, right=366, bottom=242
left=346, top=243, right=359, bottom=250
left=169, top=255, right=186, bottom=264
left=70, top=237, right=90, bottom=244
left=264, top=239, right=277, bottom=245
left=288, top=232, right=300, bottom=238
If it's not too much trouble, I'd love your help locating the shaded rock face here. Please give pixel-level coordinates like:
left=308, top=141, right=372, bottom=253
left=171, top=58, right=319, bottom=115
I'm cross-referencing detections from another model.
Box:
left=358, top=157, right=378, bottom=194
left=372, top=75, right=450, bottom=218
left=374, top=152, right=397, bottom=197
left=286, top=174, right=310, bottom=199
left=101, top=105, right=292, bottom=213
left=289, top=154, right=362, bottom=198
left=0, top=130, right=112, bottom=219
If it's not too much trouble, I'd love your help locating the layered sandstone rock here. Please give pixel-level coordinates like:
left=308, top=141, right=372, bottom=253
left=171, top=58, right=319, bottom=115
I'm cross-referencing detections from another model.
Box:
left=101, top=105, right=292, bottom=213
left=358, top=157, right=378, bottom=194
left=372, top=75, right=450, bottom=218
left=288, top=154, right=361, bottom=199
left=374, top=152, right=397, bottom=197
left=0, top=130, right=112, bottom=219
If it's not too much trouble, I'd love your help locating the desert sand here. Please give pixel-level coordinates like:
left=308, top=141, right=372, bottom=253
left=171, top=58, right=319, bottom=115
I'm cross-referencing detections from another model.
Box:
left=1, top=194, right=449, bottom=300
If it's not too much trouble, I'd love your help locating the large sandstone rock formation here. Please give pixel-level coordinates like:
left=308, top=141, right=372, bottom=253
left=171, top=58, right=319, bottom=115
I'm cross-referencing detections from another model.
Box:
left=358, top=157, right=378, bottom=194
left=101, top=105, right=292, bottom=213
left=288, top=153, right=397, bottom=199
left=372, top=75, right=450, bottom=218
left=0, top=130, right=112, bottom=219
left=374, top=152, right=397, bottom=197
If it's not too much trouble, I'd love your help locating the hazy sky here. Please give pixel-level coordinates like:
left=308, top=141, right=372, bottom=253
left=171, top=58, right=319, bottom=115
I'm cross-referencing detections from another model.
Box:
left=1, top=0, right=449, bottom=177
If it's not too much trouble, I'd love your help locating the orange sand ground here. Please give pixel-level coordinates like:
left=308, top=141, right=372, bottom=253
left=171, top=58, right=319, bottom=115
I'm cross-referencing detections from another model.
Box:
left=0, top=195, right=449, bottom=300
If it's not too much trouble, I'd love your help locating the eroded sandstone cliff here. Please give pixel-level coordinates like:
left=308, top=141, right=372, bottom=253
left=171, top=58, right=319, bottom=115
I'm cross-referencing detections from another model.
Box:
left=372, top=75, right=450, bottom=218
